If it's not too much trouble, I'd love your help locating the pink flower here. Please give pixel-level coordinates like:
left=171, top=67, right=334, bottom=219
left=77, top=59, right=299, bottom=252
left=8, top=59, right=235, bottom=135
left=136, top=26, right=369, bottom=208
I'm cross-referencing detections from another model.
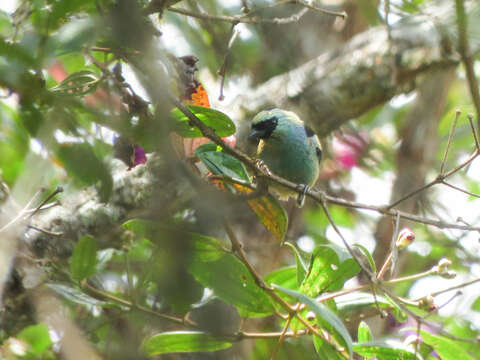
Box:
left=332, top=133, right=368, bottom=170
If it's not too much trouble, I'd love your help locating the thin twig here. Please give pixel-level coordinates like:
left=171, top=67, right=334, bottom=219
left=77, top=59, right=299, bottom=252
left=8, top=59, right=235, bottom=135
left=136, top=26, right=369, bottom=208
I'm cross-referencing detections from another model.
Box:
left=384, top=0, right=391, bottom=42
left=218, top=24, right=240, bottom=101
left=380, top=286, right=476, bottom=344
left=167, top=6, right=308, bottom=25
left=434, top=291, right=462, bottom=313
left=440, top=110, right=460, bottom=174
left=319, top=195, right=373, bottom=278
left=377, top=212, right=400, bottom=280
left=28, top=186, right=63, bottom=220
left=167, top=1, right=345, bottom=25
left=210, top=174, right=480, bottom=232
left=270, top=312, right=294, bottom=360
left=387, top=180, right=440, bottom=210
left=414, top=321, right=421, bottom=357
left=0, top=188, right=45, bottom=233
left=467, top=113, right=480, bottom=150
left=387, top=148, right=480, bottom=209
left=291, top=0, right=346, bottom=19
left=222, top=220, right=326, bottom=339
left=26, top=225, right=63, bottom=237
left=441, top=180, right=480, bottom=199
left=429, top=277, right=480, bottom=298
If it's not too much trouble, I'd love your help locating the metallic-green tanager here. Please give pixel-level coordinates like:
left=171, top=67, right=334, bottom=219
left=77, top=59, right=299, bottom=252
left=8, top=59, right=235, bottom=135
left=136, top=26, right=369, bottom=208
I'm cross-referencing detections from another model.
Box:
left=248, top=108, right=322, bottom=206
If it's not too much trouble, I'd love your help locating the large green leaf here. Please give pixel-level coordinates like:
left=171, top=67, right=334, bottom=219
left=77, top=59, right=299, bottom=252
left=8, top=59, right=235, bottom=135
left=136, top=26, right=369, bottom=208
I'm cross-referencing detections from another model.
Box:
left=336, top=292, right=407, bottom=323
left=47, top=283, right=110, bottom=307
left=50, top=70, right=100, bottom=96
left=264, top=266, right=298, bottom=290
left=142, top=331, right=232, bottom=355
left=273, top=285, right=353, bottom=359
left=123, top=219, right=225, bottom=262
left=170, top=105, right=235, bottom=138
left=123, top=220, right=274, bottom=316
left=353, top=342, right=418, bottom=360
left=70, top=235, right=98, bottom=282
left=56, top=142, right=113, bottom=202
left=352, top=244, right=376, bottom=274
left=420, top=330, right=475, bottom=360
left=195, top=143, right=250, bottom=182
left=283, top=242, right=308, bottom=286
left=300, top=244, right=360, bottom=297
left=189, top=252, right=275, bottom=317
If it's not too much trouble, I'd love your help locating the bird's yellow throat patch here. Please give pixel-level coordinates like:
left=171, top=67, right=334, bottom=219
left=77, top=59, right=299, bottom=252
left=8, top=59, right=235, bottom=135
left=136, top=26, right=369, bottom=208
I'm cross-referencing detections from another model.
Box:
left=257, top=139, right=265, bottom=156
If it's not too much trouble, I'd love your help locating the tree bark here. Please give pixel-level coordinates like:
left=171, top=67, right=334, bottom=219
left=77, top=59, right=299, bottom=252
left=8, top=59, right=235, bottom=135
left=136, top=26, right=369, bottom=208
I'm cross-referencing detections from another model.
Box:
left=236, top=1, right=478, bottom=136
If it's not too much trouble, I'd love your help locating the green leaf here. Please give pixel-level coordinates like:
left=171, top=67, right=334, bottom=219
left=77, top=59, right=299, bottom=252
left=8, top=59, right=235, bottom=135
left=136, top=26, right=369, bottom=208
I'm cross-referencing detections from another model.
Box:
left=313, top=337, right=346, bottom=360
left=195, top=144, right=250, bottom=182
left=248, top=194, right=288, bottom=242
left=264, top=266, right=298, bottom=290
left=273, top=285, right=353, bottom=359
left=353, top=342, right=417, bottom=360
left=336, top=292, right=407, bottom=323
left=123, top=219, right=273, bottom=315
left=300, top=244, right=361, bottom=297
left=420, top=330, right=475, bottom=360
left=357, top=321, right=373, bottom=343
left=383, top=293, right=408, bottom=323
left=170, top=105, right=235, bottom=138
left=283, top=242, right=308, bottom=286
left=57, top=142, right=113, bottom=201
left=47, top=283, right=109, bottom=307
left=50, top=70, right=100, bottom=96
left=142, top=331, right=232, bottom=355
left=352, top=244, right=376, bottom=274
left=70, top=235, right=98, bottom=281
left=122, top=219, right=226, bottom=262
left=189, top=252, right=275, bottom=317
left=18, top=323, right=52, bottom=356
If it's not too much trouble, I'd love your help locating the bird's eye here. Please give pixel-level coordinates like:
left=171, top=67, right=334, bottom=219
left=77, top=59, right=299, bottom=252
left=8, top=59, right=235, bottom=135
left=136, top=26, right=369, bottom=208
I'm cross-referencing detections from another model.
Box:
left=251, top=116, right=278, bottom=139
left=252, top=116, right=278, bottom=130
left=304, top=125, right=315, bottom=137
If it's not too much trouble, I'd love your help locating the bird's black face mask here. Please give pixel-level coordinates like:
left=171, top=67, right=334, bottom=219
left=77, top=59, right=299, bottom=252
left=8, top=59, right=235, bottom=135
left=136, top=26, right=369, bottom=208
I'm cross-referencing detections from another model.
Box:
left=248, top=116, right=278, bottom=142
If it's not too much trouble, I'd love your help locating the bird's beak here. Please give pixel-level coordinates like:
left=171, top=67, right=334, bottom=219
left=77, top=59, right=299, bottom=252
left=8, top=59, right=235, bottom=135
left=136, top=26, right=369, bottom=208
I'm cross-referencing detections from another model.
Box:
left=248, top=129, right=263, bottom=143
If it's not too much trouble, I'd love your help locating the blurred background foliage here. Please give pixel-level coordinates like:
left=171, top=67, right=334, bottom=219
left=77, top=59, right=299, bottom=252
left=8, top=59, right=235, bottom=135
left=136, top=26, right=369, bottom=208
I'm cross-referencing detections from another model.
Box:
left=1, top=0, right=480, bottom=359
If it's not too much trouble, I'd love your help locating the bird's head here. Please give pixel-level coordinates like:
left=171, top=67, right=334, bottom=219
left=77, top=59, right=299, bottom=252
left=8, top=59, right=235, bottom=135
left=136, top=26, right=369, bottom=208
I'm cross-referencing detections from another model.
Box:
left=248, top=108, right=302, bottom=143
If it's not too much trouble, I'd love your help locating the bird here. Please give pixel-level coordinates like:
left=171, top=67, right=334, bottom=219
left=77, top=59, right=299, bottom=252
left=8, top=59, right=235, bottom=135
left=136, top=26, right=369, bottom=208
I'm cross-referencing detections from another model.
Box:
left=248, top=108, right=322, bottom=207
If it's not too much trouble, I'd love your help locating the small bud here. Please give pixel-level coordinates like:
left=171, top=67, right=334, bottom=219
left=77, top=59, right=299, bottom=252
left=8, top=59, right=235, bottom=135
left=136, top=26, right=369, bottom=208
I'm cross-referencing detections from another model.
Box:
left=441, top=269, right=457, bottom=279
left=418, top=294, right=437, bottom=312
left=396, top=228, right=415, bottom=249
left=437, top=258, right=452, bottom=272
left=305, top=311, right=315, bottom=321
left=433, top=258, right=455, bottom=278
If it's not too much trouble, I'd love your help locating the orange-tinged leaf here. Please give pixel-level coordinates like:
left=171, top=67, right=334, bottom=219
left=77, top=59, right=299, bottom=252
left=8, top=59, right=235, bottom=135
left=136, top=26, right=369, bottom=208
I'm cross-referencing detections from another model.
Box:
left=248, top=194, right=288, bottom=242
left=216, top=181, right=288, bottom=242
left=186, top=84, right=210, bottom=108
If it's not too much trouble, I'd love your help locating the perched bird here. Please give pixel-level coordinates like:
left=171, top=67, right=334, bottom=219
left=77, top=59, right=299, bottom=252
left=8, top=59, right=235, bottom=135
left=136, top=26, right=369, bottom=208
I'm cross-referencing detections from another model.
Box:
left=248, top=108, right=322, bottom=206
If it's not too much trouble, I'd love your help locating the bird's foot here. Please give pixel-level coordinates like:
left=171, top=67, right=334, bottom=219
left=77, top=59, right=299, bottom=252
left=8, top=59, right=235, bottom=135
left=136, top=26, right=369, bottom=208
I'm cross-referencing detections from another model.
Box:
left=255, top=159, right=272, bottom=176
left=296, top=184, right=309, bottom=208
